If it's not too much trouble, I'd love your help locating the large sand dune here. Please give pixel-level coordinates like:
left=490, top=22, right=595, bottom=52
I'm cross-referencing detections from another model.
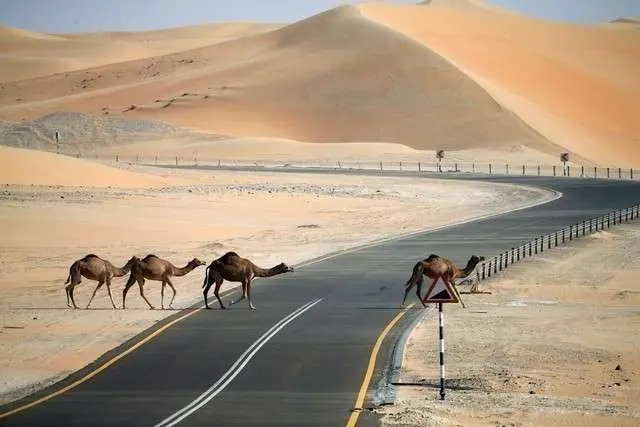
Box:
left=0, top=6, right=560, bottom=157
left=360, top=0, right=640, bottom=166
left=0, top=1, right=637, bottom=166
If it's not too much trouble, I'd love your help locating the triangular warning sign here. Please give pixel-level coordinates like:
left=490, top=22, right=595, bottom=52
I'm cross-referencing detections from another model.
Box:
left=422, top=275, right=460, bottom=304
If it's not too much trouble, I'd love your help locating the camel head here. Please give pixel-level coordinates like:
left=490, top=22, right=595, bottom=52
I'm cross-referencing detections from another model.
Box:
left=189, top=258, right=207, bottom=268
left=468, top=255, right=485, bottom=267
left=276, top=262, right=294, bottom=274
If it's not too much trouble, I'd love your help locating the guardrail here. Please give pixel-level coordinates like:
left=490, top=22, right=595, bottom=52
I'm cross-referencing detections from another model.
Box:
left=468, top=204, right=640, bottom=291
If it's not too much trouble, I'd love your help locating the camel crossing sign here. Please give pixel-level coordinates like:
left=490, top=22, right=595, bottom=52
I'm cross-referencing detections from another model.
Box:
left=422, top=275, right=459, bottom=304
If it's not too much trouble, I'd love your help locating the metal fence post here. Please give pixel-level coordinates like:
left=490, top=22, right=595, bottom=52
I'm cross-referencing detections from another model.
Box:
left=607, top=167, right=610, bottom=178
left=534, top=238, right=538, bottom=254
left=594, top=167, right=597, bottom=178
left=505, top=164, right=509, bottom=175
left=499, top=253, right=503, bottom=271
left=418, top=161, right=421, bottom=172
left=581, top=165, right=584, bottom=177
left=618, top=168, right=622, bottom=179
left=522, top=164, right=525, bottom=175
left=537, top=165, right=540, bottom=176
left=489, top=163, right=492, bottom=174
left=553, top=165, right=556, bottom=176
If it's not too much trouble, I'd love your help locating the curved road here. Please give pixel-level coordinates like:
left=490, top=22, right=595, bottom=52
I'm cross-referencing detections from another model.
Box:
left=1, top=171, right=639, bottom=427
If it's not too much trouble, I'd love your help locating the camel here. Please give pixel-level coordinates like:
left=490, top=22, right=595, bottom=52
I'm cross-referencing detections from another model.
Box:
left=122, top=254, right=206, bottom=309
left=401, top=254, right=485, bottom=309
left=202, top=251, right=294, bottom=310
left=64, top=254, right=139, bottom=309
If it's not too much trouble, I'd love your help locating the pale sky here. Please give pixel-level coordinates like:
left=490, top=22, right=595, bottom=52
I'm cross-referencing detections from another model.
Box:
left=1, top=0, right=639, bottom=33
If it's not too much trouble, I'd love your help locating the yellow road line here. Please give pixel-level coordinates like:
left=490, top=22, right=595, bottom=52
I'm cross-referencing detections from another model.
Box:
left=346, top=302, right=416, bottom=427
left=0, top=307, right=203, bottom=420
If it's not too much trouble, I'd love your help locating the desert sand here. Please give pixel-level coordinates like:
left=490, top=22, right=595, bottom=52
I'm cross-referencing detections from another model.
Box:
left=0, top=155, right=552, bottom=404
left=377, top=222, right=640, bottom=427
left=1, top=0, right=638, bottom=421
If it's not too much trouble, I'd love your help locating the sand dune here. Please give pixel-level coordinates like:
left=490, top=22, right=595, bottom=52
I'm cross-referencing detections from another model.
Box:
left=0, top=146, right=172, bottom=187
left=359, top=1, right=640, bottom=166
left=0, top=1, right=637, bottom=166
left=0, top=23, right=280, bottom=82
left=0, top=5, right=557, bottom=158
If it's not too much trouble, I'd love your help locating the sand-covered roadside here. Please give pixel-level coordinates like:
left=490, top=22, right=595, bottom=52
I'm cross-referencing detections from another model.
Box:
left=0, top=162, right=552, bottom=405
left=377, top=222, right=640, bottom=427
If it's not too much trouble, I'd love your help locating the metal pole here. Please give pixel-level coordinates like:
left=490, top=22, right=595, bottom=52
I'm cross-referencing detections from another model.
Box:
left=439, top=303, right=446, bottom=400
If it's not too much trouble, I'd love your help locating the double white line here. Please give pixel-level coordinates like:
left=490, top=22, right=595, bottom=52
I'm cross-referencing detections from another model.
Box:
left=154, top=298, right=324, bottom=427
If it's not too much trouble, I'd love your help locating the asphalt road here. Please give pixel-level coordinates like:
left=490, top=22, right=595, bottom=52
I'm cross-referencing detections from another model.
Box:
left=1, top=171, right=639, bottom=427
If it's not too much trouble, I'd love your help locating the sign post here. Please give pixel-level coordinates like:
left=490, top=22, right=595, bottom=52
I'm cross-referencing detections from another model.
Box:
left=422, top=275, right=463, bottom=400
left=54, top=130, right=61, bottom=154
left=436, top=150, right=445, bottom=173
left=560, top=152, right=569, bottom=176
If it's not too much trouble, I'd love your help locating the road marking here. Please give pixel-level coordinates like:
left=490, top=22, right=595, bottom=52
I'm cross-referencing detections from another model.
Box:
left=0, top=306, right=204, bottom=420
left=154, top=298, right=324, bottom=427
left=0, top=288, right=243, bottom=420
left=346, top=302, right=416, bottom=427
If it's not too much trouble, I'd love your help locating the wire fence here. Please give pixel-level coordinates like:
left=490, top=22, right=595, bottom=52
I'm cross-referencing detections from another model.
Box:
left=66, top=152, right=638, bottom=181
left=467, top=204, right=640, bottom=290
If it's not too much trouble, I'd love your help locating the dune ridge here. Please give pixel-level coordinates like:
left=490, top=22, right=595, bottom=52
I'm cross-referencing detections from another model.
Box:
left=359, top=1, right=640, bottom=166
left=0, top=5, right=557, bottom=157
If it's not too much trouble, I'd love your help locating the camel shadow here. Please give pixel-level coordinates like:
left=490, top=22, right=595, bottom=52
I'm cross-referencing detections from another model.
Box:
left=460, top=291, right=493, bottom=295
left=13, top=307, right=189, bottom=311
left=393, top=378, right=479, bottom=391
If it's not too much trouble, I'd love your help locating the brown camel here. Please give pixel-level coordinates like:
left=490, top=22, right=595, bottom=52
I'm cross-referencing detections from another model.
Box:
left=202, top=251, right=294, bottom=310
left=401, top=254, right=485, bottom=309
left=122, top=254, right=206, bottom=309
left=64, top=254, right=139, bottom=309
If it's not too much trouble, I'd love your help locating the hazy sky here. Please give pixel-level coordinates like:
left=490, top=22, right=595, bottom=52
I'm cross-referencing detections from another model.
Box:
left=1, top=0, right=639, bottom=33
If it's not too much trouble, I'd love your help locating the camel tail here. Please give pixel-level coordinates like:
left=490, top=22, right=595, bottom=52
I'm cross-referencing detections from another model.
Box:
left=405, top=261, right=425, bottom=288
left=64, top=268, right=72, bottom=285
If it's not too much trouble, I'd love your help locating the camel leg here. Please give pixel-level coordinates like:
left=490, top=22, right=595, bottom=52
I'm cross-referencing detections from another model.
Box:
left=65, top=284, right=73, bottom=308
left=122, top=275, right=136, bottom=309
left=203, top=281, right=213, bottom=309
left=68, top=282, right=80, bottom=309
left=86, top=280, right=104, bottom=309
left=212, top=279, right=226, bottom=310
left=401, top=282, right=414, bottom=308
left=105, top=279, right=117, bottom=309
left=161, top=281, right=166, bottom=309
left=166, top=278, right=177, bottom=309
left=449, top=279, right=466, bottom=309
left=247, top=279, right=256, bottom=310
left=232, top=282, right=247, bottom=305
left=416, top=279, right=427, bottom=308
left=137, top=278, right=155, bottom=309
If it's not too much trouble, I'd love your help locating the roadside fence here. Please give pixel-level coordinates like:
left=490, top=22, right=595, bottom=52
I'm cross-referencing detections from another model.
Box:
left=468, top=204, right=640, bottom=291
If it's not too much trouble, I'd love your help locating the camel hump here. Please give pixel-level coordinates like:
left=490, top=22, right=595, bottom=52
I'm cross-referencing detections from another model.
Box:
left=424, top=254, right=440, bottom=262
left=82, top=254, right=101, bottom=261
left=218, top=251, right=239, bottom=264
left=142, top=254, right=159, bottom=261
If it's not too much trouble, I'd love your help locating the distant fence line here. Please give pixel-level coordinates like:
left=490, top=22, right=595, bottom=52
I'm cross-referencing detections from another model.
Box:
left=63, top=151, right=639, bottom=181
left=467, top=204, right=640, bottom=291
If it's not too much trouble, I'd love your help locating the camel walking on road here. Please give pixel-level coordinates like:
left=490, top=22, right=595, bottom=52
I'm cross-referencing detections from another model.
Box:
left=65, top=254, right=138, bottom=309
left=202, top=251, right=294, bottom=310
left=123, top=254, right=205, bottom=309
